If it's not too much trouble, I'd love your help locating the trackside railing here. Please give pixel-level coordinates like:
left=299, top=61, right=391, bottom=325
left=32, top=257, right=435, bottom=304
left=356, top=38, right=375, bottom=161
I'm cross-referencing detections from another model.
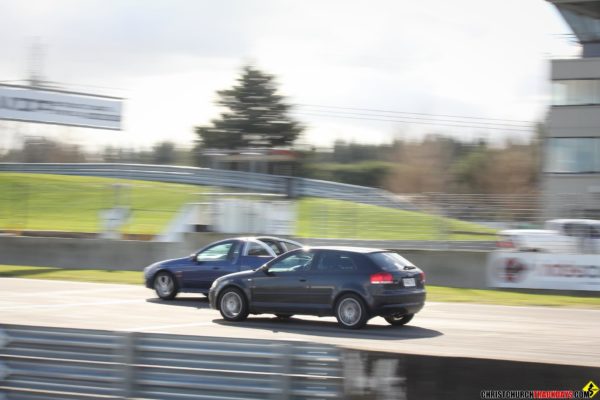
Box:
left=0, top=324, right=343, bottom=400
left=0, top=163, right=413, bottom=210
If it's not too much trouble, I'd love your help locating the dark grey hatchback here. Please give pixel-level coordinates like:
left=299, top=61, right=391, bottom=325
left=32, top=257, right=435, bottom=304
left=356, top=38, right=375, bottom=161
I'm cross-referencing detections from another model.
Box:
left=208, top=246, right=426, bottom=329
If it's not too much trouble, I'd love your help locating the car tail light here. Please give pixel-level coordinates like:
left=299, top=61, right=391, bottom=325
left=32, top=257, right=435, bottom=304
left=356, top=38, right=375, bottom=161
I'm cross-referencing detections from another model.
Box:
left=370, top=272, right=394, bottom=284
left=496, top=239, right=515, bottom=249
left=419, top=272, right=426, bottom=283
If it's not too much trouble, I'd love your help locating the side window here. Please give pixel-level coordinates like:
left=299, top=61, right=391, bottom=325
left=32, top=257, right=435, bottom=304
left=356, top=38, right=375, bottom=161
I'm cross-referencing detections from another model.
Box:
left=564, top=223, right=588, bottom=237
left=573, top=224, right=586, bottom=237
left=281, top=240, right=301, bottom=252
left=368, top=252, right=415, bottom=272
left=246, top=241, right=272, bottom=257
left=591, top=226, right=600, bottom=239
left=563, top=224, right=574, bottom=236
left=268, top=251, right=315, bottom=273
left=259, top=239, right=284, bottom=255
left=317, top=252, right=358, bottom=272
left=197, top=242, right=234, bottom=262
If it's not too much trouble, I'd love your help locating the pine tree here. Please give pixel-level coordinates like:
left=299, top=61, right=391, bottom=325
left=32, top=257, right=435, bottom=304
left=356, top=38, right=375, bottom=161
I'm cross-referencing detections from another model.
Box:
left=195, top=66, right=302, bottom=150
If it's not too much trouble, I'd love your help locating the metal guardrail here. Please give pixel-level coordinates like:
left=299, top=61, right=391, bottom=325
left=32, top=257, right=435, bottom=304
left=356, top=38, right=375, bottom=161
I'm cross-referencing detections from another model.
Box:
left=0, top=163, right=414, bottom=210
left=0, top=324, right=343, bottom=400
left=301, top=237, right=497, bottom=251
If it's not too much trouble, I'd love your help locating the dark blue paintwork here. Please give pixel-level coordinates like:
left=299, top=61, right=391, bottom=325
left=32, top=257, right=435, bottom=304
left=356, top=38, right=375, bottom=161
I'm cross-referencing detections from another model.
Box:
left=144, top=237, right=282, bottom=296
left=208, top=246, right=426, bottom=328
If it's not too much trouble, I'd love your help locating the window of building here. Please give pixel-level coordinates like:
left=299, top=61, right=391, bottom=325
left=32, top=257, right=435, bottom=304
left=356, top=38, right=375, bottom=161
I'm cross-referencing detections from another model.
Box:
left=545, top=138, right=600, bottom=173
left=552, top=80, right=600, bottom=106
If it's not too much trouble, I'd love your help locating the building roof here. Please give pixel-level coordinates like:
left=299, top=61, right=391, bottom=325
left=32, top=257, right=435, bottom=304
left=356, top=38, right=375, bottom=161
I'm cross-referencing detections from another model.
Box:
left=547, top=0, right=600, bottom=44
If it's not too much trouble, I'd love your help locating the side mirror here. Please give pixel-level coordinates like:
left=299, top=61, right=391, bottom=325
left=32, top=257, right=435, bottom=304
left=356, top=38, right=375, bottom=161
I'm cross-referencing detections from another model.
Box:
left=258, top=264, right=271, bottom=275
left=191, top=254, right=204, bottom=264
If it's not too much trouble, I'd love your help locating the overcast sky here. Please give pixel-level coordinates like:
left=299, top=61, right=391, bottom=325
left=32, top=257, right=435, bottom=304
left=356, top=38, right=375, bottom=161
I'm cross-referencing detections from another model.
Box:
left=0, top=0, right=578, bottom=152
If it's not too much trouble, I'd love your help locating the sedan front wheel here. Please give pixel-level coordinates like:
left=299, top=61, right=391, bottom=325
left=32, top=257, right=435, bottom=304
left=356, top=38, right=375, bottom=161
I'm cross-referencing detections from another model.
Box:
left=153, top=272, right=178, bottom=300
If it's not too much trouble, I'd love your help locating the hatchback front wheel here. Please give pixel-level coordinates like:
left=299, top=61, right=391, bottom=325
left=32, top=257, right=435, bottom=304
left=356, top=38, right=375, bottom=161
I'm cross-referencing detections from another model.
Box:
left=384, top=313, right=414, bottom=326
left=219, top=288, right=249, bottom=322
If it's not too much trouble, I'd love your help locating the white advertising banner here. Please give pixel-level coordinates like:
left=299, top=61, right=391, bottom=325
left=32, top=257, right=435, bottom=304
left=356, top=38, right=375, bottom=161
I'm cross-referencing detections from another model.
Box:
left=488, top=251, right=600, bottom=291
left=0, top=85, right=122, bottom=130
left=214, top=199, right=295, bottom=235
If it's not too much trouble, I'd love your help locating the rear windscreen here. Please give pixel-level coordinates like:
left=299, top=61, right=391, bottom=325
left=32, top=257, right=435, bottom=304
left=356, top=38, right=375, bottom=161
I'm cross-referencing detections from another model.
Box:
left=368, top=252, right=415, bottom=271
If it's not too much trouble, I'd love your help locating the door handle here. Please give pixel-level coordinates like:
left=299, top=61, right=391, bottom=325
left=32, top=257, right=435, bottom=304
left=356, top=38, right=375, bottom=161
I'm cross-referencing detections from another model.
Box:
left=212, top=267, right=220, bottom=270
left=299, top=279, right=307, bottom=282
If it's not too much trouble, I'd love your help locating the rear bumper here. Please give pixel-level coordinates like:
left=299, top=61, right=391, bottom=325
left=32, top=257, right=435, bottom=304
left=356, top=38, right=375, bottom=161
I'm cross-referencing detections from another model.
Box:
left=370, top=289, right=426, bottom=317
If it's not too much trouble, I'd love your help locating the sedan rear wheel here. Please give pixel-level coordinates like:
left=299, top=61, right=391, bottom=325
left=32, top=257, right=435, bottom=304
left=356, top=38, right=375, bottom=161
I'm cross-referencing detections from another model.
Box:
left=335, top=294, right=368, bottom=329
left=384, top=313, right=414, bottom=326
left=219, top=288, right=249, bottom=322
left=153, top=272, right=178, bottom=300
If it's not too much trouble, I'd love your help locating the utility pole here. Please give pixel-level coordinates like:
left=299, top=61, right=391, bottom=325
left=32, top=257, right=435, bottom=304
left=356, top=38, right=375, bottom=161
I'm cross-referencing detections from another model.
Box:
left=28, top=37, right=45, bottom=88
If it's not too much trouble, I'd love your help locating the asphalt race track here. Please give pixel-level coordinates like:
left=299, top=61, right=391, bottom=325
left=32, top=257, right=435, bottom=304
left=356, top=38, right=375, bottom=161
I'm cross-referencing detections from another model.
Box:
left=1, top=278, right=598, bottom=367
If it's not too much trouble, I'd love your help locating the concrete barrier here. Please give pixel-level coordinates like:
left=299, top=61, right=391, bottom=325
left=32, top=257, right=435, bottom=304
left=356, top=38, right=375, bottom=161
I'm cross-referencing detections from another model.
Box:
left=0, top=234, right=227, bottom=270
left=0, top=234, right=489, bottom=288
left=344, top=349, right=600, bottom=399
left=399, top=249, right=489, bottom=289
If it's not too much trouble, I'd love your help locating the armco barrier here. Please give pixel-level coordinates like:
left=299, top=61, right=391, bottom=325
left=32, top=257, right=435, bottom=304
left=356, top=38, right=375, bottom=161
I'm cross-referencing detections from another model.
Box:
left=0, top=324, right=343, bottom=400
left=0, top=163, right=414, bottom=210
left=1, top=325, right=598, bottom=400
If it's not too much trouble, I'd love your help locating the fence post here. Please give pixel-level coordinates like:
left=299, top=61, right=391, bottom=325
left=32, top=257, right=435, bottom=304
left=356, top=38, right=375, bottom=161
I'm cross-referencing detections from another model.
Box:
left=117, top=331, right=136, bottom=399
left=273, top=343, right=292, bottom=400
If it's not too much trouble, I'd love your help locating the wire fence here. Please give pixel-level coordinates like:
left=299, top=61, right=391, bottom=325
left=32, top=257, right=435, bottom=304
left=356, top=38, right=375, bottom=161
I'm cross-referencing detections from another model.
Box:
left=0, top=179, right=200, bottom=237
left=0, top=178, right=541, bottom=243
left=296, top=193, right=541, bottom=242
left=3, top=163, right=596, bottom=250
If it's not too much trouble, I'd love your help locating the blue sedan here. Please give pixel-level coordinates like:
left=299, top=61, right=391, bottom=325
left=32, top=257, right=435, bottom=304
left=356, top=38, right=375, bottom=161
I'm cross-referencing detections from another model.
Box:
left=144, top=236, right=302, bottom=300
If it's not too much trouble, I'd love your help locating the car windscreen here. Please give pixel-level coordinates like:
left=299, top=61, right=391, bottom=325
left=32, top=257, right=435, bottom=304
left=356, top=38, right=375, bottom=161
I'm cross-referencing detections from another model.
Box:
left=368, top=252, right=415, bottom=271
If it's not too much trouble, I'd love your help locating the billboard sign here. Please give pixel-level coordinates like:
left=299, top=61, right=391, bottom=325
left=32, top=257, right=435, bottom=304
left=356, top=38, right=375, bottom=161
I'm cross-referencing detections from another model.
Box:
left=488, top=251, right=600, bottom=291
left=0, top=85, right=122, bottom=130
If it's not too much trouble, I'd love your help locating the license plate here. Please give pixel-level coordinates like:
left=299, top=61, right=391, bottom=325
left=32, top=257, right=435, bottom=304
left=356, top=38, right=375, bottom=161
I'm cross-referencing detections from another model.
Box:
left=402, top=278, right=416, bottom=287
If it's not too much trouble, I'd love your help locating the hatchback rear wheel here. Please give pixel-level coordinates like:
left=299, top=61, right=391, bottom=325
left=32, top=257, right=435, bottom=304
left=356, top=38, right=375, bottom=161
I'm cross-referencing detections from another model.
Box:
left=384, top=313, right=414, bottom=326
left=335, top=294, right=368, bottom=329
left=219, top=287, right=249, bottom=322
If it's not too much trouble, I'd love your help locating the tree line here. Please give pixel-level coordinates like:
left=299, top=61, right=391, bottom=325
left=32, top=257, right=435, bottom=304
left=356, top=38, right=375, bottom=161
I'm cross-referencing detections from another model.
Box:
left=301, top=135, right=540, bottom=195
left=0, top=65, right=541, bottom=195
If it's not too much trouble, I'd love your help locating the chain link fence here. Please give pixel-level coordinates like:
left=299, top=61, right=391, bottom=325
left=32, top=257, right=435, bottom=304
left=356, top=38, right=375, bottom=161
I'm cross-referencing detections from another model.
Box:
left=6, top=163, right=596, bottom=250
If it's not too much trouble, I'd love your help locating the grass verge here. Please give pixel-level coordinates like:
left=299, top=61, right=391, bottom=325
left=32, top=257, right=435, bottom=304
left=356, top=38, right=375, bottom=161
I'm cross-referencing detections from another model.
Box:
left=0, top=265, right=142, bottom=285
left=0, top=173, right=200, bottom=235
left=296, top=197, right=497, bottom=240
left=2, top=265, right=599, bottom=309
left=1, top=173, right=496, bottom=239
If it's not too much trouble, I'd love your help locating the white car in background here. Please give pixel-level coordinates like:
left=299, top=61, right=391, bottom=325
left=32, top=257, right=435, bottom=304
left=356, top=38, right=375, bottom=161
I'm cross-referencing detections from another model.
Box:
left=496, top=219, right=600, bottom=254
